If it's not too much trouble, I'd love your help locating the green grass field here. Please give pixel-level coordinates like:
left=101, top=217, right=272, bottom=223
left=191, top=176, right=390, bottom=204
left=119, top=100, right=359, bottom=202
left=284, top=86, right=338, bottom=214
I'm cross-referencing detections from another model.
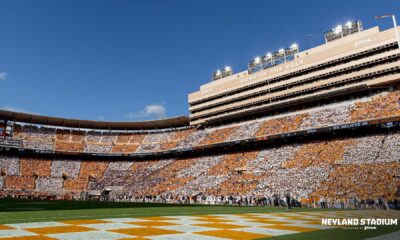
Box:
left=0, top=199, right=399, bottom=240
left=0, top=199, right=330, bottom=224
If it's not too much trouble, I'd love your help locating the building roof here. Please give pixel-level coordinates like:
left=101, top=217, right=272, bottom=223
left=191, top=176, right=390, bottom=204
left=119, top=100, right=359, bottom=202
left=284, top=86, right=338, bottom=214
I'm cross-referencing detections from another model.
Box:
left=0, top=110, right=190, bottom=130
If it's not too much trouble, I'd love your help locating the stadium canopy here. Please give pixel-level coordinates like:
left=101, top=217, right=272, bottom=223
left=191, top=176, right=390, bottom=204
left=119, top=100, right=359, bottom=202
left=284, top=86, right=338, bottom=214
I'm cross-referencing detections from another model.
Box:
left=0, top=110, right=190, bottom=130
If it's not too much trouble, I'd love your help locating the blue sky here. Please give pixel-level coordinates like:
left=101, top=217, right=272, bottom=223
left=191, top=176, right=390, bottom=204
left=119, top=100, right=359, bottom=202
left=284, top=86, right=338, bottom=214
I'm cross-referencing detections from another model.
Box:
left=0, top=0, right=398, bottom=121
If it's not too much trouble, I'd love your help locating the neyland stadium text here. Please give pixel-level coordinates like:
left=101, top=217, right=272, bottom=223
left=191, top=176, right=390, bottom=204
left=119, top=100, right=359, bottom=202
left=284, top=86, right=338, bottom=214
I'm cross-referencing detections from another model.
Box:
left=321, top=218, right=398, bottom=226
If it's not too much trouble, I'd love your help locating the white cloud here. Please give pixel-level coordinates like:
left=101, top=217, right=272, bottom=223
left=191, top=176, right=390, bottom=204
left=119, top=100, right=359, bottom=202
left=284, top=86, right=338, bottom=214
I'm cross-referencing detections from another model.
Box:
left=126, top=104, right=166, bottom=120
left=1, top=106, right=36, bottom=114
left=0, top=72, right=7, bottom=81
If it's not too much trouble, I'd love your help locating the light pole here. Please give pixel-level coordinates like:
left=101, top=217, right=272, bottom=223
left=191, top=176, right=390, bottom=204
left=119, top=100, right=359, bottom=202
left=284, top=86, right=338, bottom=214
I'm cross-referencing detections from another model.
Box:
left=375, top=14, right=400, bottom=49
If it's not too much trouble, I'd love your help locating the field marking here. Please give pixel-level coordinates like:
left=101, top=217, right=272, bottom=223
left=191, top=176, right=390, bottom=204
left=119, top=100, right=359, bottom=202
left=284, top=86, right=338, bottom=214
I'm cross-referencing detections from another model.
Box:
left=2, top=209, right=397, bottom=225
left=0, top=212, right=333, bottom=239
left=0, top=212, right=233, bottom=223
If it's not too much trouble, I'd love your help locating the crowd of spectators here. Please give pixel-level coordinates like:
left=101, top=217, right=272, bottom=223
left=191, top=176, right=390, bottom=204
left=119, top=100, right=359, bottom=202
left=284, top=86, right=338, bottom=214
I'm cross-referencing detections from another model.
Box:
left=253, top=166, right=332, bottom=200
left=8, top=89, right=400, bottom=155
left=227, top=121, right=261, bottom=141
left=313, top=162, right=399, bottom=201
left=0, top=155, right=19, bottom=176
left=247, top=145, right=299, bottom=174
left=340, top=135, right=384, bottom=164
left=13, top=126, right=55, bottom=150
left=51, top=159, right=81, bottom=179
left=283, top=139, right=354, bottom=168
left=197, top=127, right=237, bottom=145
left=1, top=89, right=400, bottom=208
left=256, top=114, right=308, bottom=137
left=1, top=127, right=399, bottom=208
left=350, top=90, right=400, bottom=122
left=300, top=102, right=353, bottom=129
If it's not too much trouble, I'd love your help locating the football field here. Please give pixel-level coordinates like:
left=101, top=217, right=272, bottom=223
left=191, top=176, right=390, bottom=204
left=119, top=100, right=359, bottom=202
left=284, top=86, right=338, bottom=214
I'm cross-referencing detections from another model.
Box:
left=0, top=200, right=399, bottom=240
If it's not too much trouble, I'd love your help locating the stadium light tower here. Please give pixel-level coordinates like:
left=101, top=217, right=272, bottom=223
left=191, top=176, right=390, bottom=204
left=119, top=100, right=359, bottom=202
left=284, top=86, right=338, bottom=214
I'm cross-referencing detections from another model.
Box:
left=334, top=25, right=343, bottom=38
left=375, top=14, right=400, bottom=49
left=278, top=48, right=286, bottom=62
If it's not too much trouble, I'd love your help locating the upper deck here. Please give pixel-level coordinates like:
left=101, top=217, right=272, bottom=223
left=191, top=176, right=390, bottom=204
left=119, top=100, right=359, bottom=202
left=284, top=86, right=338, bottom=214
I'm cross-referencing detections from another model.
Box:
left=188, top=26, right=400, bottom=125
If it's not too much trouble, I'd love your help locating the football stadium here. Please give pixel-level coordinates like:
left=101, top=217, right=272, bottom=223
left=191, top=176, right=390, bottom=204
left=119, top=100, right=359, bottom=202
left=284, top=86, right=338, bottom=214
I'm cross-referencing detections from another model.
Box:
left=1, top=1, right=400, bottom=240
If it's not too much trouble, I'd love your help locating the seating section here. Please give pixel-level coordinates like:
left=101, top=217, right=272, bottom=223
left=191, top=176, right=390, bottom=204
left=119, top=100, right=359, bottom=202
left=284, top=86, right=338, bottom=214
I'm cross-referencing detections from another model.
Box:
left=63, top=160, right=110, bottom=193
left=207, top=151, right=260, bottom=196
left=10, top=90, right=400, bottom=155
left=227, top=121, right=261, bottom=141
left=172, top=156, right=225, bottom=196
left=13, top=125, right=55, bottom=150
left=35, top=177, right=63, bottom=192
left=134, top=129, right=196, bottom=153
left=340, top=135, right=384, bottom=164
left=197, top=127, right=236, bottom=146
left=127, top=159, right=175, bottom=197
left=111, top=133, right=147, bottom=153
left=174, top=129, right=209, bottom=148
left=379, top=132, right=400, bottom=163
left=144, top=158, right=199, bottom=196
left=253, top=166, right=332, bottom=200
left=283, top=139, right=355, bottom=168
left=300, top=102, right=353, bottom=129
left=84, top=132, right=116, bottom=153
left=51, top=159, right=81, bottom=179
left=1, top=130, right=399, bottom=203
left=350, top=90, right=400, bottom=122
left=0, top=155, right=19, bottom=176
left=55, top=130, right=85, bottom=152
left=135, top=132, right=172, bottom=153
left=313, top=163, right=400, bottom=200
left=20, top=158, right=51, bottom=177
left=256, top=114, right=309, bottom=137
left=4, top=176, right=35, bottom=190
left=2, top=89, right=400, bottom=204
left=159, top=129, right=195, bottom=150
left=246, top=145, right=299, bottom=173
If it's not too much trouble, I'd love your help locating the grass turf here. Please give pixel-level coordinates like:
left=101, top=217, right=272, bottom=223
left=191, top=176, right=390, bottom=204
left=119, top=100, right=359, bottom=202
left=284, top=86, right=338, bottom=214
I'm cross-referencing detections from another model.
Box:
left=0, top=199, right=331, bottom=224
left=1, top=199, right=399, bottom=240
left=258, top=226, right=400, bottom=240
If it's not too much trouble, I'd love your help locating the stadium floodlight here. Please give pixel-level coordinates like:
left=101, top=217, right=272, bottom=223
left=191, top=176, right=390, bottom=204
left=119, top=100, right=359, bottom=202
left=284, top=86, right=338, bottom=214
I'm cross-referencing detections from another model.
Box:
left=212, top=66, right=233, bottom=81
left=248, top=56, right=263, bottom=72
left=334, top=25, right=343, bottom=36
left=277, top=48, right=286, bottom=62
left=345, top=21, right=353, bottom=28
left=223, top=66, right=233, bottom=77
left=285, top=43, right=299, bottom=57
left=324, top=20, right=363, bottom=43
left=375, top=14, right=400, bottom=49
left=290, top=43, right=298, bottom=50
left=212, top=69, right=222, bottom=81
left=248, top=44, right=299, bottom=73
left=262, top=52, right=274, bottom=66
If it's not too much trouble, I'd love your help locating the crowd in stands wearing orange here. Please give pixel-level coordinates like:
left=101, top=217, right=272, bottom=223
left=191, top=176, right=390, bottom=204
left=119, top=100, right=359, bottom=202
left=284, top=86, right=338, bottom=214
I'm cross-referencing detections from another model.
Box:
left=350, top=90, right=400, bottom=122
left=2, top=90, right=400, bottom=208
left=11, top=90, right=400, bottom=155
left=2, top=130, right=399, bottom=208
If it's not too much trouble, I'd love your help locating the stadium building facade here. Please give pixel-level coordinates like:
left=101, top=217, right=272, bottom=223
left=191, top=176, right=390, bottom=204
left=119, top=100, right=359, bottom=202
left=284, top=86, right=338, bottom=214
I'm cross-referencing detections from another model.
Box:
left=189, top=25, right=400, bottom=125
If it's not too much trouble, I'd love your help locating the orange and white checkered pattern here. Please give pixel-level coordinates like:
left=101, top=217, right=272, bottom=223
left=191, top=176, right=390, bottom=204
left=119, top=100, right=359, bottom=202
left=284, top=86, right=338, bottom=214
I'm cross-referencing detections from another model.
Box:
left=0, top=211, right=397, bottom=240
